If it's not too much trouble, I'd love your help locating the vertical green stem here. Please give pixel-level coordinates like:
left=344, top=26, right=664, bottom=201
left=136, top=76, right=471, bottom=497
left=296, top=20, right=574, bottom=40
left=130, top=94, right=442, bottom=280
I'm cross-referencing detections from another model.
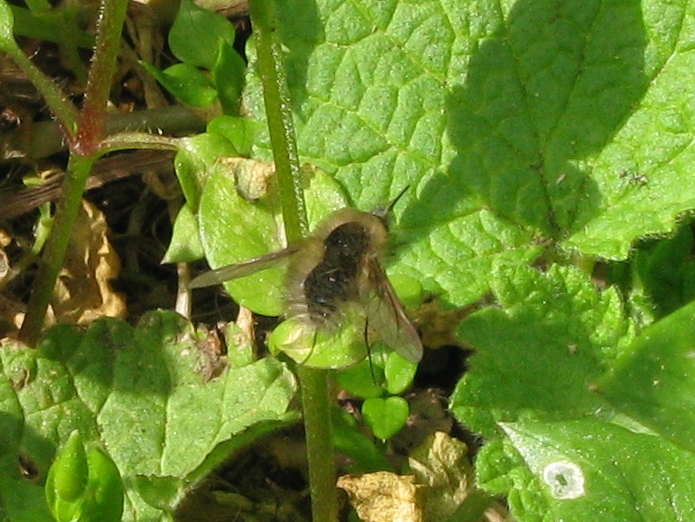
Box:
left=247, top=0, right=308, bottom=243
left=248, top=1, right=337, bottom=521
left=18, top=0, right=129, bottom=345
left=19, top=154, right=96, bottom=344
left=297, top=365, right=338, bottom=521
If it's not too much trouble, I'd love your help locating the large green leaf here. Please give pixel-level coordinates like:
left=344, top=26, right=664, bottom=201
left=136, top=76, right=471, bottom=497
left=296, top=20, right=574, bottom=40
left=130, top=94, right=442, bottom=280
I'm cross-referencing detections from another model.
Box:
left=0, top=312, right=298, bottom=522
left=450, top=265, right=630, bottom=435
left=243, top=0, right=695, bottom=307
left=449, top=264, right=695, bottom=521
left=477, top=419, right=695, bottom=521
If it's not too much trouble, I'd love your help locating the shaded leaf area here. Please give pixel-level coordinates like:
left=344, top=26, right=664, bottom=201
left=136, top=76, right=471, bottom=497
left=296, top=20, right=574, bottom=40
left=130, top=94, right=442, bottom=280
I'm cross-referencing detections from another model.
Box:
left=0, top=311, right=299, bottom=522
left=244, top=0, right=695, bottom=307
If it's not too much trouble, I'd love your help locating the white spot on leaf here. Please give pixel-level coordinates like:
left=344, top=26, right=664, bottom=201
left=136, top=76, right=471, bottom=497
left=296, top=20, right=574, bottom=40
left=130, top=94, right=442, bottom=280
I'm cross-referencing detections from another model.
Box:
left=542, top=460, right=585, bottom=500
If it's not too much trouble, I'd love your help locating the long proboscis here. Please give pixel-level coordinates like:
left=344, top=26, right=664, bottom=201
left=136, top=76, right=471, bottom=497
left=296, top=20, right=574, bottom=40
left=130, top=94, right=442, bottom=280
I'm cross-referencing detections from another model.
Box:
left=188, top=245, right=301, bottom=288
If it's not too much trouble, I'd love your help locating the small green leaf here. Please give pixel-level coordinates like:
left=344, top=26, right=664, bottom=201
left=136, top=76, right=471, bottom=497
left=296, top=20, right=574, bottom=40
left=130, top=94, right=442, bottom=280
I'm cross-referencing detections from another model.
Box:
left=597, top=300, right=695, bottom=452
left=142, top=62, right=217, bottom=108
left=197, top=164, right=349, bottom=317
left=8, top=5, right=94, bottom=48
left=362, top=396, right=409, bottom=440
left=334, top=357, right=385, bottom=399
left=269, top=307, right=368, bottom=369
left=169, top=0, right=235, bottom=70
left=82, top=447, right=124, bottom=522
left=163, top=204, right=204, bottom=263
left=47, top=431, right=88, bottom=505
left=174, top=133, right=238, bottom=211
left=212, top=41, right=246, bottom=115
left=198, top=163, right=286, bottom=316
left=332, top=408, right=392, bottom=473
left=207, top=115, right=257, bottom=157
left=45, top=431, right=124, bottom=522
left=384, top=352, right=416, bottom=395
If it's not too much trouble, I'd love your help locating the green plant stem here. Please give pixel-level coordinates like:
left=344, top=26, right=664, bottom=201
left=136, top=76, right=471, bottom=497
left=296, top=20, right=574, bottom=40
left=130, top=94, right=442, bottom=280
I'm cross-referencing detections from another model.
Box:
left=248, top=1, right=337, bottom=521
left=97, top=132, right=181, bottom=155
left=26, top=106, right=205, bottom=159
left=247, top=0, right=307, bottom=243
left=75, top=0, right=129, bottom=151
left=297, top=365, right=338, bottom=521
left=18, top=154, right=97, bottom=344
left=18, top=0, right=129, bottom=345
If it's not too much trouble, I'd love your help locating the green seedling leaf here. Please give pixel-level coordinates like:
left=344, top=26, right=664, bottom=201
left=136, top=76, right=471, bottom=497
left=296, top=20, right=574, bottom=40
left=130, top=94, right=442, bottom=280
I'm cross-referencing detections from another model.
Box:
left=207, top=115, right=257, bottom=157
left=212, top=41, right=246, bottom=115
left=141, top=62, right=218, bottom=108
left=169, top=0, right=235, bottom=70
left=163, top=203, right=204, bottom=263
left=198, top=162, right=286, bottom=316
left=596, top=299, right=695, bottom=452
left=0, top=311, right=298, bottom=522
left=45, top=431, right=124, bottom=522
left=9, top=5, right=93, bottom=48
left=362, top=396, right=409, bottom=440
left=491, top=419, right=695, bottom=521
left=384, top=352, right=416, bottom=396
left=47, top=432, right=89, bottom=505
left=332, top=408, right=393, bottom=473
left=269, top=306, right=368, bottom=368
left=333, top=357, right=385, bottom=400
left=197, top=162, right=348, bottom=317
left=450, top=264, right=630, bottom=436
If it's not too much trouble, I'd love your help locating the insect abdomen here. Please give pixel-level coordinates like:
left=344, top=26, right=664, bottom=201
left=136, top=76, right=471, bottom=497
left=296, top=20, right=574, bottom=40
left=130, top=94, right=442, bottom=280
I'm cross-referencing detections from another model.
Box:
left=303, top=222, right=371, bottom=320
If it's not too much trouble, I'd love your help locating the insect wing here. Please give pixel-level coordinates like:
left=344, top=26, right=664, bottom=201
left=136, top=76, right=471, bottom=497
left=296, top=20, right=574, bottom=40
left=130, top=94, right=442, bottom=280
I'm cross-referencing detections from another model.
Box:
left=362, top=258, right=423, bottom=364
left=189, top=245, right=300, bottom=288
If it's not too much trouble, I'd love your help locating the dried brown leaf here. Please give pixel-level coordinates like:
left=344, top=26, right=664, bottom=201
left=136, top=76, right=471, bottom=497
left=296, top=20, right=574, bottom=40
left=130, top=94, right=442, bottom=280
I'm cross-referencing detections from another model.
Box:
left=51, top=199, right=126, bottom=324
left=409, top=431, right=473, bottom=521
left=337, top=471, right=423, bottom=522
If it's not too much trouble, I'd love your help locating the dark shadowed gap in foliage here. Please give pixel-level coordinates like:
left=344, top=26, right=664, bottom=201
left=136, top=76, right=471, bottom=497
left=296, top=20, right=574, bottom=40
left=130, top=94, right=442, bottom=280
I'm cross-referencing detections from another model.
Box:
left=174, top=428, right=312, bottom=522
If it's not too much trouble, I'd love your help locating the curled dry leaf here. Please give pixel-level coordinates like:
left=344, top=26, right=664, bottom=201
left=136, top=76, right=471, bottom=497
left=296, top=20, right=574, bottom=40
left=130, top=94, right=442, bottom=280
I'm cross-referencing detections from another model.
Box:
left=51, top=200, right=126, bottom=324
left=337, top=471, right=422, bottom=522
left=408, top=431, right=472, bottom=519
left=217, top=157, right=275, bottom=201
left=339, top=433, right=503, bottom=522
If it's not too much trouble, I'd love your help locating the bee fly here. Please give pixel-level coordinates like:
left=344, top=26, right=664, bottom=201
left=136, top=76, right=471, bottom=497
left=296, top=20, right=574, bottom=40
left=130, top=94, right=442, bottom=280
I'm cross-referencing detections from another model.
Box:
left=189, top=189, right=423, bottom=364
